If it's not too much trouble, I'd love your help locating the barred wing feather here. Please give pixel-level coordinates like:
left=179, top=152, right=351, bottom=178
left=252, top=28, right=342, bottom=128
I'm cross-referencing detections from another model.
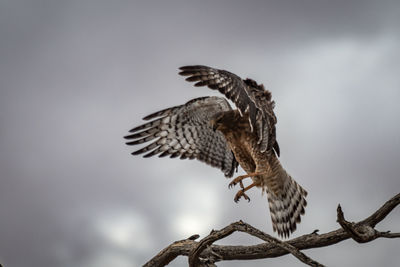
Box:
left=124, top=96, right=238, bottom=177
left=179, top=65, right=277, bottom=154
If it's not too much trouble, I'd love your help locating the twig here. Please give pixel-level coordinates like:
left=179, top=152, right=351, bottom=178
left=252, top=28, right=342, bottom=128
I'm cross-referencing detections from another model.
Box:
left=377, top=231, right=400, bottom=238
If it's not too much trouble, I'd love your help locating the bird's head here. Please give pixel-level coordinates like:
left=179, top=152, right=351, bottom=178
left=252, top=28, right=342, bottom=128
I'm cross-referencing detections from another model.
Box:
left=210, top=112, right=229, bottom=132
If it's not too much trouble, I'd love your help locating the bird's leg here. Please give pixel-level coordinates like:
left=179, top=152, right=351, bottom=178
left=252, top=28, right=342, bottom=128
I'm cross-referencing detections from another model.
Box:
left=234, top=183, right=257, bottom=203
left=228, top=172, right=266, bottom=189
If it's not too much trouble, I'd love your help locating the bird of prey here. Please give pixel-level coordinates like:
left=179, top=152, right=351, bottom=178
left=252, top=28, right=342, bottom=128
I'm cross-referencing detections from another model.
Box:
left=124, top=65, right=307, bottom=238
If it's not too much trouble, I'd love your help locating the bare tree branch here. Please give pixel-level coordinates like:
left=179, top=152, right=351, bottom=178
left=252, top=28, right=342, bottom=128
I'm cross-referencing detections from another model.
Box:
left=377, top=231, right=400, bottom=239
left=360, top=193, right=400, bottom=227
left=188, top=221, right=324, bottom=267
left=336, top=204, right=376, bottom=243
left=144, top=192, right=400, bottom=266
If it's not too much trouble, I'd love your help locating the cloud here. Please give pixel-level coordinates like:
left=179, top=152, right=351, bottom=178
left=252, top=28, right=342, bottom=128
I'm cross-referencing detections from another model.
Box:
left=169, top=174, right=222, bottom=237
left=78, top=251, right=136, bottom=267
left=1, top=1, right=399, bottom=267
left=95, top=210, right=153, bottom=252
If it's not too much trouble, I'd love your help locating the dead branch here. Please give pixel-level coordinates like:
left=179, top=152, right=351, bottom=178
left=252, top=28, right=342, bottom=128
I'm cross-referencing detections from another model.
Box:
left=143, top=192, right=400, bottom=266
left=188, top=221, right=324, bottom=267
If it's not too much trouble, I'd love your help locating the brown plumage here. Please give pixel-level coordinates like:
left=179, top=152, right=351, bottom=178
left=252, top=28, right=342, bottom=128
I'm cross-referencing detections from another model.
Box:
left=125, top=65, right=307, bottom=238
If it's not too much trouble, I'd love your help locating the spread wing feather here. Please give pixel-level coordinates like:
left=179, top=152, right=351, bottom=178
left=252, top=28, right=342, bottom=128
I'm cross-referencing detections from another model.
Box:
left=124, top=96, right=238, bottom=177
left=179, top=65, right=278, bottom=154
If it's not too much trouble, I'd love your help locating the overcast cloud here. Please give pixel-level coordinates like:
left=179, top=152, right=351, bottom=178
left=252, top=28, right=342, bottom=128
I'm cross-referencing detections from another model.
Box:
left=0, top=1, right=399, bottom=266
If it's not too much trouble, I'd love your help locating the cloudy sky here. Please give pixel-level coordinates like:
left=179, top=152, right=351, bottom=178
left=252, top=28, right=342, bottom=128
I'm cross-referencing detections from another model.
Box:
left=1, top=1, right=399, bottom=266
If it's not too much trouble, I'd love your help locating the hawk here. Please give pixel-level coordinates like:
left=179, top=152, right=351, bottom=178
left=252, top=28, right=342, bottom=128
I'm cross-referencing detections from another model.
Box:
left=124, top=65, right=307, bottom=238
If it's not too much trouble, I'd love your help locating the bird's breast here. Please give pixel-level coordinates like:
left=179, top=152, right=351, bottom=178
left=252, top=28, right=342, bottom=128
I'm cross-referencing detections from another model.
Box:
left=222, top=131, right=256, bottom=174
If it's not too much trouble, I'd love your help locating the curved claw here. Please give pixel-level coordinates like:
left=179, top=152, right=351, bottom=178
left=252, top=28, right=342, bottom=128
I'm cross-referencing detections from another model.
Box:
left=234, top=189, right=251, bottom=203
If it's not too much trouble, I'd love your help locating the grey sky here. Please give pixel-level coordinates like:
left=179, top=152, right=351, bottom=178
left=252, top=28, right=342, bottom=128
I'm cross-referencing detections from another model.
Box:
left=0, top=1, right=399, bottom=266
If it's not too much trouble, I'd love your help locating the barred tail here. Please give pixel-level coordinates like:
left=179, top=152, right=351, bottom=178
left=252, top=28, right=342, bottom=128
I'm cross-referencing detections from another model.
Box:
left=265, top=157, right=307, bottom=238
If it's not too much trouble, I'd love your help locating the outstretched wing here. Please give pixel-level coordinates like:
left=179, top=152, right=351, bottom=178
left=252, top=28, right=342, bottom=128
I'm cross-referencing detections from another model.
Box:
left=179, top=65, right=278, bottom=155
left=124, top=96, right=238, bottom=177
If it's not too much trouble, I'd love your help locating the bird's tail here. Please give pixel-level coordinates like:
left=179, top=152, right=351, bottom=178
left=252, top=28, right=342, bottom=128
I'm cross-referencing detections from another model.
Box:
left=264, top=155, right=307, bottom=238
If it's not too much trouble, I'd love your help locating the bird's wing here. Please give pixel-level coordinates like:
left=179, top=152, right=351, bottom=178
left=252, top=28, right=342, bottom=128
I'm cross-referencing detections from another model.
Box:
left=124, top=96, right=238, bottom=177
left=179, top=65, right=277, bottom=154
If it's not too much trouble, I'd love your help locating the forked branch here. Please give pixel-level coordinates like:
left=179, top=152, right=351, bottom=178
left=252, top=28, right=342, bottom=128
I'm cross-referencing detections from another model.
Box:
left=144, top=193, right=400, bottom=266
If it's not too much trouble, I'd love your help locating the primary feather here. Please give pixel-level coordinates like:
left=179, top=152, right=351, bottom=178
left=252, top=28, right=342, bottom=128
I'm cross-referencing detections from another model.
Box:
left=125, top=96, right=238, bottom=177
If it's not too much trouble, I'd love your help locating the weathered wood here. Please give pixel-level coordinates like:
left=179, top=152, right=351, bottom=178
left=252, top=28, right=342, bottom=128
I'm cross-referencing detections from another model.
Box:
left=144, top=193, right=400, bottom=266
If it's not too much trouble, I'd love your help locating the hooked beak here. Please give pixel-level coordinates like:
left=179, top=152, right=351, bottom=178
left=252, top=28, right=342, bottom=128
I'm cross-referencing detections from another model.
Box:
left=210, top=119, right=218, bottom=132
left=212, top=124, right=217, bottom=132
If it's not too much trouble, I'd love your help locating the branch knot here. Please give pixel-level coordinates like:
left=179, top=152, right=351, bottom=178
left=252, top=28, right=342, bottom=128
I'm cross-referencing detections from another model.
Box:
left=337, top=204, right=380, bottom=243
